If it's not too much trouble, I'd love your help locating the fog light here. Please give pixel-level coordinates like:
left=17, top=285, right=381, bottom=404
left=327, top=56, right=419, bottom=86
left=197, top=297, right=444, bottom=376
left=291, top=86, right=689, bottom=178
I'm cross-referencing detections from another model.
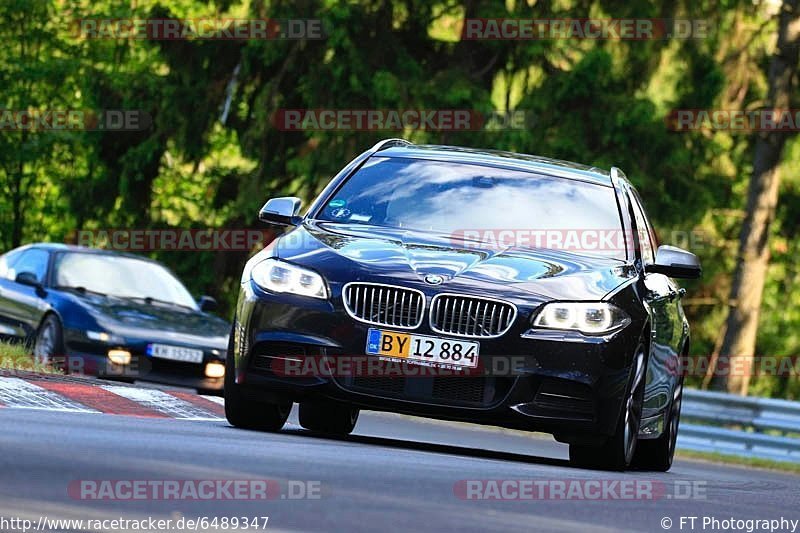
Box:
left=108, top=349, right=132, bottom=365
left=205, top=361, right=225, bottom=378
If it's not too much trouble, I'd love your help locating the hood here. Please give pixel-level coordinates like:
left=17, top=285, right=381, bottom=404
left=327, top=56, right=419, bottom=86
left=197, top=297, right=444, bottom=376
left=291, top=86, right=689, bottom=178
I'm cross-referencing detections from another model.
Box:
left=68, top=293, right=230, bottom=347
left=276, top=222, right=636, bottom=301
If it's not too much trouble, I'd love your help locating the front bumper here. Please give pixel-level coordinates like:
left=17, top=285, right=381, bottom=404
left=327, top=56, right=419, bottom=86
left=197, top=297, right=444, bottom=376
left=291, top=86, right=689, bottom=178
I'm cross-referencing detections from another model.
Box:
left=63, top=330, right=226, bottom=392
left=233, top=280, right=643, bottom=439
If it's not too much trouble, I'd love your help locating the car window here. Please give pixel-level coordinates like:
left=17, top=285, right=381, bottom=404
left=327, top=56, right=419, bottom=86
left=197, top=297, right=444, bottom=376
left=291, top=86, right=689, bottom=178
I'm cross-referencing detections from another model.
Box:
left=0, top=249, right=24, bottom=280
left=53, top=252, right=198, bottom=309
left=10, top=249, right=50, bottom=283
left=629, top=191, right=656, bottom=265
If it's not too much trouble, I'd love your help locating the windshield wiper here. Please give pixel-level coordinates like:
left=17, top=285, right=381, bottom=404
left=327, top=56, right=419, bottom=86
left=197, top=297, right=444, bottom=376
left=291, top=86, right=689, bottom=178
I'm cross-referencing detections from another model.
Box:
left=121, top=295, right=196, bottom=311
left=54, top=285, right=112, bottom=298
left=55, top=287, right=192, bottom=309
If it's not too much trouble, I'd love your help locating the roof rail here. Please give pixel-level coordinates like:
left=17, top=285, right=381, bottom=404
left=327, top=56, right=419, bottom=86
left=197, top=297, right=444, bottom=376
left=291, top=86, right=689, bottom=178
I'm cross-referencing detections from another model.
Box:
left=371, top=138, right=413, bottom=152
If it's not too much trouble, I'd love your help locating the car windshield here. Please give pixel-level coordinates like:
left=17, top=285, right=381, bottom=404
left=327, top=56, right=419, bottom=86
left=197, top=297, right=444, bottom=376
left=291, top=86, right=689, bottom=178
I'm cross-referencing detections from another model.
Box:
left=315, top=157, right=626, bottom=259
left=53, top=252, right=198, bottom=309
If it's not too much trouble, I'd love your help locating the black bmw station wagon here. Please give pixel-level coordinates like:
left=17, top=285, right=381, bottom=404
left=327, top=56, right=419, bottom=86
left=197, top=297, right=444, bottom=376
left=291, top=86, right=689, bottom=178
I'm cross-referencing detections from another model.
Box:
left=225, top=139, right=700, bottom=471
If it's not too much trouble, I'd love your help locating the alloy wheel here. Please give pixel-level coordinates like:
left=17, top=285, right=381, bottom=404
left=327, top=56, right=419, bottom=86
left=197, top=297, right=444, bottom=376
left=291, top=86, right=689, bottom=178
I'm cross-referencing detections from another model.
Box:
left=34, top=322, right=55, bottom=365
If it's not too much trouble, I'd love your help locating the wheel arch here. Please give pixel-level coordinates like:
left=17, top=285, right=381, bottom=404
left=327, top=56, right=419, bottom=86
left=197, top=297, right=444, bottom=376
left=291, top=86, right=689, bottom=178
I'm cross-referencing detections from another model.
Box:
left=31, top=309, right=63, bottom=344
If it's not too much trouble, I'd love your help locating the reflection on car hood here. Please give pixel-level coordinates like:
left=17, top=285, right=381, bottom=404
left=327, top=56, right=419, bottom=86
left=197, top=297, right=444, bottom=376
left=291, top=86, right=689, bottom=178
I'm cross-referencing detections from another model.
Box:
left=276, top=223, right=636, bottom=301
left=68, top=295, right=230, bottom=347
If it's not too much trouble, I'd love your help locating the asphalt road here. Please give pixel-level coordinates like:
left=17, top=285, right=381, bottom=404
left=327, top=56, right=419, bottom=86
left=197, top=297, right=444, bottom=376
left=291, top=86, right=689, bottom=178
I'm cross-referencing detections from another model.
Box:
left=1, top=406, right=798, bottom=533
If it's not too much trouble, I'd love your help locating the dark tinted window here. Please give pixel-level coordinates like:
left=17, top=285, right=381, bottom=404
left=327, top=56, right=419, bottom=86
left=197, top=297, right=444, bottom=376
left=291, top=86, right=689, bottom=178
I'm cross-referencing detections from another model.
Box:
left=11, top=249, right=50, bottom=283
left=316, top=157, right=625, bottom=259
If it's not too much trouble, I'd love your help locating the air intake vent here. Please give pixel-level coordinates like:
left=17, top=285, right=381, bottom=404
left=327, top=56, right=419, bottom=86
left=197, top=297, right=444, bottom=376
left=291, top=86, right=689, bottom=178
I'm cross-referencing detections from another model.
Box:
left=343, top=283, right=425, bottom=329
left=429, top=294, right=516, bottom=338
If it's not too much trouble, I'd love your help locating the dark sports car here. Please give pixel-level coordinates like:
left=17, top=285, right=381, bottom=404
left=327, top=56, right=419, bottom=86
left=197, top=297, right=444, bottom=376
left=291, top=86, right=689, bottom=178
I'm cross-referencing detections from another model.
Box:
left=0, top=244, right=230, bottom=393
left=225, top=139, right=701, bottom=471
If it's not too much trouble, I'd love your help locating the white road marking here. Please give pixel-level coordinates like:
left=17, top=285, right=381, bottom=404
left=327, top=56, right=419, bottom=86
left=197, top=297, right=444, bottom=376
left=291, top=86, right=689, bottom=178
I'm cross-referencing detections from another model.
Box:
left=0, top=377, right=227, bottom=420
left=101, top=385, right=224, bottom=420
left=0, top=377, right=99, bottom=413
left=201, top=395, right=226, bottom=406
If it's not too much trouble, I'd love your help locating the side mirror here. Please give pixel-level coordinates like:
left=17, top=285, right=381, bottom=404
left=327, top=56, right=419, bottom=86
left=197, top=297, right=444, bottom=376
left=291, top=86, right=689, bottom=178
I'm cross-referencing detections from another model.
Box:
left=258, top=197, right=302, bottom=226
left=15, top=271, right=42, bottom=288
left=198, top=295, right=218, bottom=312
left=646, top=245, right=702, bottom=279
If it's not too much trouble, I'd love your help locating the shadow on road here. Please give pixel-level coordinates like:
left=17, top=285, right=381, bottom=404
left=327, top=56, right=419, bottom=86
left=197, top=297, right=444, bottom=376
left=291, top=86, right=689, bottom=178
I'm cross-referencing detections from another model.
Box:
left=271, top=426, right=573, bottom=469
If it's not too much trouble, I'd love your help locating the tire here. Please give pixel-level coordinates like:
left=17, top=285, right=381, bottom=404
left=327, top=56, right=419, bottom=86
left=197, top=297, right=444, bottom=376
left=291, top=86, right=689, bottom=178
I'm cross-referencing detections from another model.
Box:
left=569, top=346, right=646, bottom=471
left=33, top=314, right=64, bottom=368
left=632, top=379, right=683, bottom=472
left=224, top=344, right=291, bottom=432
left=299, top=401, right=359, bottom=436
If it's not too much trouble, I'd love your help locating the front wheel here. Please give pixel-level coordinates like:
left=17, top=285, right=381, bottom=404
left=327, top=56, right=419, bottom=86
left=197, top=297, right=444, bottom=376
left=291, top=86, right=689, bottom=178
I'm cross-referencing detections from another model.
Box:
left=633, top=380, right=683, bottom=471
left=33, top=314, right=64, bottom=368
left=224, top=348, right=291, bottom=432
left=570, top=346, right=646, bottom=471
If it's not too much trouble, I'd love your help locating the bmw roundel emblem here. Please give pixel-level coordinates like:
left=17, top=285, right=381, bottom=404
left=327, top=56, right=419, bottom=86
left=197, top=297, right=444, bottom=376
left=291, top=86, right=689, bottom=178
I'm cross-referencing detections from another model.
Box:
left=424, top=274, right=445, bottom=285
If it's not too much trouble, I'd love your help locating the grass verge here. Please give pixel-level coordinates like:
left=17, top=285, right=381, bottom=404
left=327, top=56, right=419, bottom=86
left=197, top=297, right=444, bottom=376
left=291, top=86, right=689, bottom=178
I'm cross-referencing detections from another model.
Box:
left=0, top=340, right=63, bottom=374
left=676, top=449, right=800, bottom=474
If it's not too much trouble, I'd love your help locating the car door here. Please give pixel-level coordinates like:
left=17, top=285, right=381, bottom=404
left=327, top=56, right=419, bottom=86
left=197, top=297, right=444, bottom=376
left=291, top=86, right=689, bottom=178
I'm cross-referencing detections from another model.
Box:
left=0, top=248, right=51, bottom=341
left=629, top=190, right=683, bottom=419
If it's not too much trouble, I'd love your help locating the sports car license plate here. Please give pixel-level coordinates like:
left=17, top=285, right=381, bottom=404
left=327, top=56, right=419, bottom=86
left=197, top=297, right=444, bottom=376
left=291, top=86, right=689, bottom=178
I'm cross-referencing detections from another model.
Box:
left=147, top=343, right=204, bottom=364
left=366, top=329, right=479, bottom=368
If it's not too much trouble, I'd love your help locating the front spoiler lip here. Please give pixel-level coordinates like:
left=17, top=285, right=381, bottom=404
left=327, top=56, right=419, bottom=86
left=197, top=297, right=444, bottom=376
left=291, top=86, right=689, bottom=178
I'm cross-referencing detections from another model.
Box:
left=326, top=373, right=520, bottom=412
left=133, top=371, right=224, bottom=392
left=58, top=346, right=225, bottom=392
left=238, top=370, right=607, bottom=434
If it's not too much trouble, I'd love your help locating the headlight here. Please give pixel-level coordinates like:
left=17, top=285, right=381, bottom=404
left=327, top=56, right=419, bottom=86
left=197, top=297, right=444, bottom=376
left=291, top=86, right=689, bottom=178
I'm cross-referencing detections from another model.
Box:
left=87, top=330, right=124, bottom=344
left=250, top=258, right=328, bottom=299
left=532, top=302, right=630, bottom=335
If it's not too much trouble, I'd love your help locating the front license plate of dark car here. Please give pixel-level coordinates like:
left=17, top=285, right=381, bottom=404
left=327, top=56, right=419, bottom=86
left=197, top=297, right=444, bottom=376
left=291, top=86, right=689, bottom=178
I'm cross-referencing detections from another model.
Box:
left=146, top=343, right=204, bottom=364
left=365, top=328, right=479, bottom=368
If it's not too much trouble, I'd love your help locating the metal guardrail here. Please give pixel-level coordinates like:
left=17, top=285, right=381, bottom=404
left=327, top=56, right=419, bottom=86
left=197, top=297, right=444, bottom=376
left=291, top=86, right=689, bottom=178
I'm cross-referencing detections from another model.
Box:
left=677, top=388, right=800, bottom=463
